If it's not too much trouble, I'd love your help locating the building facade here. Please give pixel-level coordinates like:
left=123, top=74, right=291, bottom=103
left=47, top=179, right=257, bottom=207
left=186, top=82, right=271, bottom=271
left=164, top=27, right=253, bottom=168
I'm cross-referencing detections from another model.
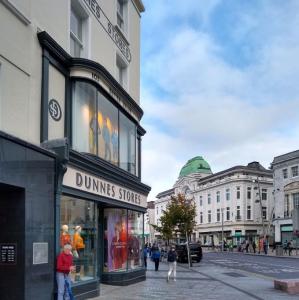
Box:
left=155, top=157, right=274, bottom=246
left=144, top=200, right=155, bottom=245
left=271, top=150, right=299, bottom=243
left=0, top=1, right=150, bottom=299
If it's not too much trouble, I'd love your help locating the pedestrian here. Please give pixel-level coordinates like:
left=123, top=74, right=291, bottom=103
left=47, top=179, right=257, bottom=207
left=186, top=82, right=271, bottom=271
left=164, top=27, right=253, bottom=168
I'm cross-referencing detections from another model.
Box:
left=245, top=241, right=249, bottom=253
left=167, top=246, right=177, bottom=282
left=56, top=244, right=75, bottom=300
left=283, top=240, right=288, bottom=255
left=258, top=238, right=263, bottom=254
left=151, top=245, right=161, bottom=271
left=263, top=238, right=268, bottom=255
left=252, top=241, right=256, bottom=254
left=143, top=245, right=148, bottom=268
left=288, top=240, right=293, bottom=256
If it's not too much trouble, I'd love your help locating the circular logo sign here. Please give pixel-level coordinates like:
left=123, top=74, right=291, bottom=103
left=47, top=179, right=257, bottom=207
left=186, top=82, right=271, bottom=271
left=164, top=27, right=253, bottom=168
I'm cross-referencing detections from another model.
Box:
left=48, top=99, right=62, bottom=121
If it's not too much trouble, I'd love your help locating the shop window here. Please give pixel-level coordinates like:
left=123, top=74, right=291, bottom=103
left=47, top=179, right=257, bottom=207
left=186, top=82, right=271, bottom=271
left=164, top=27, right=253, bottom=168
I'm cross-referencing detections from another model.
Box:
left=73, top=81, right=97, bottom=154
left=72, top=81, right=138, bottom=175
left=97, top=92, right=119, bottom=165
left=60, top=196, right=97, bottom=283
left=104, top=208, right=128, bottom=272
left=128, top=210, right=143, bottom=270
left=119, top=112, right=136, bottom=175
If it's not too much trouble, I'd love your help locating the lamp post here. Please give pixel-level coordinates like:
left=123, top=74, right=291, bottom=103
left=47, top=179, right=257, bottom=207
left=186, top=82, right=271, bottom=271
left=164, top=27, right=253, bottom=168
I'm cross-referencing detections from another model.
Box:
left=253, top=177, right=266, bottom=239
left=221, top=207, right=224, bottom=252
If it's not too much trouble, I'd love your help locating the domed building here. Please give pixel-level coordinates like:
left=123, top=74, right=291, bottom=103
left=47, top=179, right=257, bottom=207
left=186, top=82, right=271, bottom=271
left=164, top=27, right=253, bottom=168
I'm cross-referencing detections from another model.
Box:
left=155, top=157, right=274, bottom=247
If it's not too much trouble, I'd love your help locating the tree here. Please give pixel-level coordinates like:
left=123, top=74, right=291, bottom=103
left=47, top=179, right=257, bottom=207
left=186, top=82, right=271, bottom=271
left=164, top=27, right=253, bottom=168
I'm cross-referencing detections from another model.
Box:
left=153, top=193, right=197, bottom=244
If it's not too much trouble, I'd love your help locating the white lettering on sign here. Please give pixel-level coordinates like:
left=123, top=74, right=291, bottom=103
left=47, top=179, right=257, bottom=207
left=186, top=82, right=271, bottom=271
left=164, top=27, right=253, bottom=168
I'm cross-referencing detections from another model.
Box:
left=63, top=167, right=147, bottom=208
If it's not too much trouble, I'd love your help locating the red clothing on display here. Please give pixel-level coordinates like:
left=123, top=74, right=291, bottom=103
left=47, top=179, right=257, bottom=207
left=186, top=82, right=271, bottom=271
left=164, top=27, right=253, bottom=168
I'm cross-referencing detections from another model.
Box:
left=56, top=252, right=73, bottom=274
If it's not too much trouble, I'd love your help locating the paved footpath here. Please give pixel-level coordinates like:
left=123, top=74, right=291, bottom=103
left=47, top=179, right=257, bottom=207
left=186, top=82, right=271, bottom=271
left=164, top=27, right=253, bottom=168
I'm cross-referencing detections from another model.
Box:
left=89, top=259, right=299, bottom=300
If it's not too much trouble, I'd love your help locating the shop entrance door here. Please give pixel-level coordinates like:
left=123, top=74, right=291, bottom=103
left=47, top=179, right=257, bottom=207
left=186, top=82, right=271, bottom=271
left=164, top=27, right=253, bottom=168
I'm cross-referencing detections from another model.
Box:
left=0, top=183, right=25, bottom=300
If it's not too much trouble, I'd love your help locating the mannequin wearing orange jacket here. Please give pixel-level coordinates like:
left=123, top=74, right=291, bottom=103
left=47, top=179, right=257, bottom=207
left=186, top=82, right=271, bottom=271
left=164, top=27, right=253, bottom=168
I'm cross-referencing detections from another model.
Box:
left=73, top=225, right=85, bottom=280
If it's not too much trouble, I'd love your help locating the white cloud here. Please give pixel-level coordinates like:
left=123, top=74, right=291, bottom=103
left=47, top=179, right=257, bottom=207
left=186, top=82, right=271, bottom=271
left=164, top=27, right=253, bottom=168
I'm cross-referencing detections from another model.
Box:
left=141, top=1, right=299, bottom=200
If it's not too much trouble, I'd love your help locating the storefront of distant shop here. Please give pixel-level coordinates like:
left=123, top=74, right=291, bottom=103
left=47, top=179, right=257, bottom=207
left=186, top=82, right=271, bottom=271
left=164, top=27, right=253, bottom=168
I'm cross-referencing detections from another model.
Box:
left=37, top=32, right=150, bottom=299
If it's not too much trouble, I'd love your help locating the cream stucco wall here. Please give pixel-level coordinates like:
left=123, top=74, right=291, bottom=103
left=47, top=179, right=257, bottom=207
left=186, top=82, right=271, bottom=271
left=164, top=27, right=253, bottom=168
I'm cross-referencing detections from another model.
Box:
left=0, top=0, right=143, bottom=145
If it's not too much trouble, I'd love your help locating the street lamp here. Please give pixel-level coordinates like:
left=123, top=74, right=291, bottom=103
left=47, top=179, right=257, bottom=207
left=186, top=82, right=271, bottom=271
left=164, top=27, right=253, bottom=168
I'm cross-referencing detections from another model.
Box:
left=221, top=207, right=224, bottom=252
left=253, top=178, right=266, bottom=238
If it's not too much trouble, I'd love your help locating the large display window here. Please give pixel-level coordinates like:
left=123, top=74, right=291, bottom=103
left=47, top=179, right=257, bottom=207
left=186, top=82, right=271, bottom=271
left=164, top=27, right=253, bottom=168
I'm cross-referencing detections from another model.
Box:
left=128, top=210, right=143, bottom=270
left=103, top=208, right=144, bottom=273
left=60, top=196, right=97, bottom=283
left=72, top=80, right=138, bottom=175
left=104, top=208, right=128, bottom=272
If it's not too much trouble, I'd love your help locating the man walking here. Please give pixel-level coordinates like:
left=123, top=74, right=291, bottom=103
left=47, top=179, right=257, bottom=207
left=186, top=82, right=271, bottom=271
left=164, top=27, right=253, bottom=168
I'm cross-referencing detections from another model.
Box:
left=151, top=244, right=161, bottom=271
left=167, top=246, right=177, bottom=282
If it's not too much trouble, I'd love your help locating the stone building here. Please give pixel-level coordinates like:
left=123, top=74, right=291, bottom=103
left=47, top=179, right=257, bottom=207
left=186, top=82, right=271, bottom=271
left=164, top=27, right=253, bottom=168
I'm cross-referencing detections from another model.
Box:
left=0, top=1, right=150, bottom=299
left=271, top=150, right=299, bottom=243
left=155, top=157, right=274, bottom=246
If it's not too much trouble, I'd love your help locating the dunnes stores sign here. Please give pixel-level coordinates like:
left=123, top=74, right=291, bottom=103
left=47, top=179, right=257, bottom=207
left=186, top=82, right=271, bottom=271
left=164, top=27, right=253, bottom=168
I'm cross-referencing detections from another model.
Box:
left=63, top=167, right=147, bottom=208
left=83, top=0, right=131, bottom=63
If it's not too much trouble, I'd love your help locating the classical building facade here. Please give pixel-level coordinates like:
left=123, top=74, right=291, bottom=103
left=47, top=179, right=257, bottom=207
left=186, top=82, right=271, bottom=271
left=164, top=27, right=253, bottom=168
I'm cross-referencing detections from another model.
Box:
left=144, top=200, right=155, bottom=244
left=155, top=157, right=274, bottom=246
left=271, top=150, right=299, bottom=243
left=0, top=1, right=150, bottom=299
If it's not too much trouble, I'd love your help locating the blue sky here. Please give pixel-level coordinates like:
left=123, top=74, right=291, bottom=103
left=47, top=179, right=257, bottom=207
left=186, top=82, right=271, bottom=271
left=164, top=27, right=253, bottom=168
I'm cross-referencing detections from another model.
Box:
left=140, top=0, right=299, bottom=200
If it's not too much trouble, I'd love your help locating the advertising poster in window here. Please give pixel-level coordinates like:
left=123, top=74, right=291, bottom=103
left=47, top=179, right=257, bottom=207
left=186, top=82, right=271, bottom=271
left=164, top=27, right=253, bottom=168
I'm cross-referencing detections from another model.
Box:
left=105, top=209, right=127, bottom=272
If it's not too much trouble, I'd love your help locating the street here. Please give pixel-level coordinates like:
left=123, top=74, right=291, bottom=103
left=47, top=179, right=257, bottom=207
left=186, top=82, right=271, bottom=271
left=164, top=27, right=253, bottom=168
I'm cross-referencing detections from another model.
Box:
left=91, top=253, right=299, bottom=300
left=204, top=252, right=299, bottom=280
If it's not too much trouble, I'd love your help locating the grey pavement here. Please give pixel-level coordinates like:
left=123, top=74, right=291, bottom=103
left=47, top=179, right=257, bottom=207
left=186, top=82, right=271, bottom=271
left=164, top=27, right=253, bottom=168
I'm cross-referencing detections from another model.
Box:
left=88, top=257, right=299, bottom=300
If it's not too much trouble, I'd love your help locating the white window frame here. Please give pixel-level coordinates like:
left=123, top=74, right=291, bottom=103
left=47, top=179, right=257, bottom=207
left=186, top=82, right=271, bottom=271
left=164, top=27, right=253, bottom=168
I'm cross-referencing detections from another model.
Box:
left=247, top=205, right=251, bottom=220
left=226, top=188, right=230, bottom=201
left=69, top=0, right=90, bottom=58
left=116, top=0, right=128, bottom=35
left=216, top=191, right=220, bottom=203
left=291, top=166, right=298, bottom=177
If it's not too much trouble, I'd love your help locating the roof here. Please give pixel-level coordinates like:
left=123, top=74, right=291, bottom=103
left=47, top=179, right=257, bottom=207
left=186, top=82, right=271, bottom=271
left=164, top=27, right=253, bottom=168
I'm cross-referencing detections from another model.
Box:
left=156, top=188, right=174, bottom=199
left=179, top=156, right=212, bottom=178
left=272, top=150, right=299, bottom=166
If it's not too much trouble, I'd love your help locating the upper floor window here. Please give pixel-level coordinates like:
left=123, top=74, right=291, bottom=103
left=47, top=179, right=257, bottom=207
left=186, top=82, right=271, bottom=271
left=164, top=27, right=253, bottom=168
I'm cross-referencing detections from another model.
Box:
left=208, top=210, right=211, bottom=223
left=291, top=166, right=298, bottom=177
left=247, top=205, right=251, bottom=220
left=293, top=193, right=299, bottom=209
left=216, top=191, right=220, bottom=203
left=284, top=194, right=290, bottom=218
left=247, top=187, right=251, bottom=199
left=207, top=194, right=211, bottom=205
left=226, top=188, right=230, bottom=201
left=200, top=212, right=203, bottom=224
left=72, top=81, right=137, bottom=175
left=199, top=196, right=203, bottom=206
left=262, top=206, right=267, bottom=219
left=282, top=168, right=288, bottom=179
left=236, top=186, right=240, bottom=199
left=226, top=207, right=230, bottom=221
left=262, top=189, right=267, bottom=201
left=117, top=0, right=127, bottom=32
left=236, top=206, right=241, bottom=220
left=70, top=2, right=88, bottom=57
left=216, top=208, right=220, bottom=222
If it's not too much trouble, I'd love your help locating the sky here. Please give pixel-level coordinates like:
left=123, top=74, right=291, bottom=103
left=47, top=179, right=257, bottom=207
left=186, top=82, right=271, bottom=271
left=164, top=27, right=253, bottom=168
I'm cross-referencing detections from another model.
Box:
left=140, top=0, right=299, bottom=201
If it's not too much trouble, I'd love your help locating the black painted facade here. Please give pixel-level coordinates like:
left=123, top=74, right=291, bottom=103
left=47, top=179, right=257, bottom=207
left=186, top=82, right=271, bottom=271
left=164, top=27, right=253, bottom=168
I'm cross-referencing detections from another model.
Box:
left=0, top=132, right=56, bottom=300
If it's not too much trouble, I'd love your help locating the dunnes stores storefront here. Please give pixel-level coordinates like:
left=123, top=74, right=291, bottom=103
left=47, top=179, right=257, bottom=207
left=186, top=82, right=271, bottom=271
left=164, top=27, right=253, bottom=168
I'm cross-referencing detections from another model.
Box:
left=0, top=31, right=150, bottom=300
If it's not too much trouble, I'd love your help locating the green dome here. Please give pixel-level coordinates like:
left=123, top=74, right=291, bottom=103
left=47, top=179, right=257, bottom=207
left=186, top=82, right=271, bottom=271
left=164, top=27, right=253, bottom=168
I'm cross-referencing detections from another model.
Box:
left=179, top=156, right=212, bottom=177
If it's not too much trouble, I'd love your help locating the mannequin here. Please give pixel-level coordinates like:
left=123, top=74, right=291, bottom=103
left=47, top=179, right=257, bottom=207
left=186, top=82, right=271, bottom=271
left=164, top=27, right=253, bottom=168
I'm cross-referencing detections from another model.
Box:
left=60, top=224, right=71, bottom=248
left=73, top=226, right=85, bottom=281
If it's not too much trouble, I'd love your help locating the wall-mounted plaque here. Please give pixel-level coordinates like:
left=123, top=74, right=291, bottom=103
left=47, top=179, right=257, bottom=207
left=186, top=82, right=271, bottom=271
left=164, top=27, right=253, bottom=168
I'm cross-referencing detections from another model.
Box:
left=33, top=242, right=48, bottom=265
left=0, top=244, right=17, bottom=265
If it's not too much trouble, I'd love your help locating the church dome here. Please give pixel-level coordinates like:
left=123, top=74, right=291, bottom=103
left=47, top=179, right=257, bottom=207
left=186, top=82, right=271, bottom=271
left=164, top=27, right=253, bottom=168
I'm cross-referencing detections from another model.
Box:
left=179, top=156, right=212, bottom=177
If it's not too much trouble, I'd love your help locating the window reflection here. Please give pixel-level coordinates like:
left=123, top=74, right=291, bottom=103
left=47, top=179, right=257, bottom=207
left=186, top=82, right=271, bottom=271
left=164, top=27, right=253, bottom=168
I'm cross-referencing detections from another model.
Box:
left=72, top=81, right=138, bottom=175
